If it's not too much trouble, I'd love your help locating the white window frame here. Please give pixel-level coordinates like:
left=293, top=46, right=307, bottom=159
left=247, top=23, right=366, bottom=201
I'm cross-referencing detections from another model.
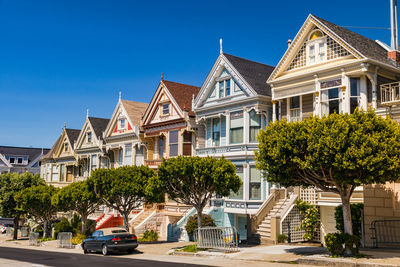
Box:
left=211, top=117, right=221, bottom=147
left=119, top=118, right=126, bottom=130
left=218, top=79, right=231, bottom=98
left=288, top=96, right=302, bottom=122
left=306, top=30, right=327, bottom=66
left=320, top=85, right=341, bottom=116
left=87, top=132, right=92, bottom=143
left=162, top=103, right=170, bottom=115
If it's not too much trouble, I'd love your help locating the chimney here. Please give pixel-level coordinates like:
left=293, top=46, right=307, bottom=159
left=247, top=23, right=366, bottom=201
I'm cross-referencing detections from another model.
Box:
left=388, top=50, right=400, bottom=64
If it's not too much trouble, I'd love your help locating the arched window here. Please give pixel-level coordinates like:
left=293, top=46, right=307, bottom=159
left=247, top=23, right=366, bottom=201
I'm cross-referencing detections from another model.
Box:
left=307, top=29, right=326, bottom=65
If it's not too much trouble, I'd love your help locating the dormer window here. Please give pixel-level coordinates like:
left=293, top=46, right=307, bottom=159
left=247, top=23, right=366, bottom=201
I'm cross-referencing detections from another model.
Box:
left=87, top=132, right=92, bottom=143
left=9, top=157, right=15, bottom=164
left=162, top=103, right=170, bottom=115
left=306, top=30, right=326, bottom=65
left=218, top=79, right=231, bottom=98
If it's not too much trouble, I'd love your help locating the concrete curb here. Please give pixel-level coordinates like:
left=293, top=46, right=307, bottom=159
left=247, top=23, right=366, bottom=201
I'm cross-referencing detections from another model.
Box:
left=298, top=257, right=399, bottom=267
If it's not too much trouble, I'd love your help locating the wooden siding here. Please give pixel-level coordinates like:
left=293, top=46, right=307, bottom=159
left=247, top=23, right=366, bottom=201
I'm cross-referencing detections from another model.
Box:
left=302, top=94, right=314, bottom=119
left=197, top=124, right=206, bottom=149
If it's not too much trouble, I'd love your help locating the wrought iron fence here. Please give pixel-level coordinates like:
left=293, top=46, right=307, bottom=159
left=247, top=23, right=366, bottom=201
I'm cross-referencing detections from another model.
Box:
left=57, top=232, right=73, bottom=248
left=29, top=232, right=40, bottom=246
left=371, top=220, right=400, bottom=248
left=194, top=227, right=239, bottom=252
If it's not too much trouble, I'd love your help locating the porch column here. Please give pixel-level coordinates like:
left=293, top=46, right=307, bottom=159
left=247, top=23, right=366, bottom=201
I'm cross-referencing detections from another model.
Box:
left=272, top=101, right=277, bottom=122
left=341, top=69, right=350, bottom=114
left=372, top=67, right=379, bottom=109
left=243, top=107, right=249, bottom=143
left=226, top=111, right=230, bottom=145
left=314, top=75, right=320, bottom=117
left=360, top=76, right=368, bottom=110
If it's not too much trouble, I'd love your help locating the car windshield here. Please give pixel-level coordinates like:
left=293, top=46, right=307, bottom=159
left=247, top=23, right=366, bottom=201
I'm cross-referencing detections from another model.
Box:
left=112, top=230, right=127, bottom=233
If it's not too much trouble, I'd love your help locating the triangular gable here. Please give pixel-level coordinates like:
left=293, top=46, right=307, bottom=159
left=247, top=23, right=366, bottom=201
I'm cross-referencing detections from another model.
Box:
left=75, top=118, right=101, bottom=150
left=54, top=130, right=76, bottom=158
left=269, top=14, right=363, bottom=81
left=103, top=100, right=135, bottom=138
left=0, top=154, right=12, bottom=167
left=194, top=53, right=259, bottom=109
left=142, top=81, right=184, bottom=126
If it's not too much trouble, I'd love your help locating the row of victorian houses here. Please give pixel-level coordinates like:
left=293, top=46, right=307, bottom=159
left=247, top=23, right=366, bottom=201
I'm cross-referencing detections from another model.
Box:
left=39, top=14, right=400, bottom=247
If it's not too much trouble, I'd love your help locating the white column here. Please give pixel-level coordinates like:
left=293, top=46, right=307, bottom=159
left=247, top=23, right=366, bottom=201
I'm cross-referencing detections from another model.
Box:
left=243, top=107, right=249, bottom=143
left=360, top=76, right=368, bottom=111
left=272, top=101, right=277, bottom=122
left=226, top=111, right=230, bottom=145
left=314, top=75, right=320, bottom=117
left=372, top=68, right=379, bottom=109
left=243, top=163, right=249, bottom=201
left=286, top=98, right=290, bottom=122
left=341, top=69, right=350, bottom=114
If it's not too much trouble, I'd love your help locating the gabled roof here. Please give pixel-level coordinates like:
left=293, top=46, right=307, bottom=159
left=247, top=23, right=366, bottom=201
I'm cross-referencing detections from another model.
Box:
left=312, top=15, right=399, bottom=68
left=87, top=117, right=109, bottom=140
left=223, top=53, right=274, bottom=96
left=0, top=146, right=50, bottom=166
left=65, top=129, right=81, bottom=145
left=41, top=136, right=61, bottom=160
left=120, top=100, right=148, bottom=125
left=162, top=80, right=200, bottom=116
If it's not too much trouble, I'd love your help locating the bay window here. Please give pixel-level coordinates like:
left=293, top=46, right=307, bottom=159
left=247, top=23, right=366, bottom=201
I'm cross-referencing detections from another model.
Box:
left=230, top=165, right=243, bottom=199
left=169, top=130, right=179, bottom=157
left=230, top=111, right=243, bottom=144
left=249, top=166, right=262, bottom=200
left=249, top=110, right=261, bottom=142
left=212, top=118, right=220, bottom=146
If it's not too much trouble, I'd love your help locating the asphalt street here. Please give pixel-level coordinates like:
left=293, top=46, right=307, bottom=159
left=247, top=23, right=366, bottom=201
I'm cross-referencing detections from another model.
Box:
left=0, top=247, right=208, bottom=267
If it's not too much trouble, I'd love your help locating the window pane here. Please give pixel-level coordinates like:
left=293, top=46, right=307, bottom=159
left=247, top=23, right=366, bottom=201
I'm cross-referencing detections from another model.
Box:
left=159, top=137, right=164, bottom=158
left=118, top=149, right=123, bottom=165
left=290, top=96, right=300, bottom=109
left=163, top=104, right=169, bottom=115
left=230, top=111, right=243, bottom=144
left=250, top=166, right=261, bottom=200
left=120, top=119, right=125, bottom=128
left=329, top=99, right=339, bottom=114
left=124, top=145, right=132, bottom=165
left=212, top=118, right=220, bottom=146
left=230, top=166, right=243, bottom=199
left=219, top=81, right=224, bottom=98
left=250, top=111, right=261, bottom=142
left=328, top=88, right=339, bottom=99
left=170, top=144, right=178, bottom=157
left=169, top=130, right=178, bottom=143
left=350, top=78, right=359, bottom=97
left=350, top=98, right=358, bottom=114
left=225, top=79, right=231, bottom=96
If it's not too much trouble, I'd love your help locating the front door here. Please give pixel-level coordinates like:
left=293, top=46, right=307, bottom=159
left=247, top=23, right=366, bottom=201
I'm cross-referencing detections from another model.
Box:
left=66, top=166, right=73, bottom=182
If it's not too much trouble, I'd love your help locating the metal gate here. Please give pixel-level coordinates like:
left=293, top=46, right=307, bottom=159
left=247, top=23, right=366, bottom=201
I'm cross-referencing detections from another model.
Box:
left=371, top=220, right=400, bottom=248
left=194, top=227, right=238, bottom=252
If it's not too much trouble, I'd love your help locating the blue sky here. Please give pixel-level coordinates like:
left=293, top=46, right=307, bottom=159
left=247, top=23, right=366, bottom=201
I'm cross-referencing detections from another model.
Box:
left=0, top=0, right=394, bottom=148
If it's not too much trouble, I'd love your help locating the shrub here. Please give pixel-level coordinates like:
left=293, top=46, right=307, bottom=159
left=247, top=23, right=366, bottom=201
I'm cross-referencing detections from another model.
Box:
left=277, top=234, right=288, bottom=243
left=53, top=217, right=73, bottom=239
left=325, top=233, right=344, bottom=257
left=185, top=214, right=216, bottom=237
left=295, top=199, right=319, bottom=241
left=343, top=233, right=361, bottom=256
left=84, top=219, right=96, bottom=237
left=71, top=233, right=86, bottom=245
left=334, top=203, right=363, bottom=238
left=138, top=229, right=158, bottom=242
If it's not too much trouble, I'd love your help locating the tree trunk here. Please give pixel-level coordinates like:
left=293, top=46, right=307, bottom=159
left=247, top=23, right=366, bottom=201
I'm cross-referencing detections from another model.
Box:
left=196, top=208, right=203, bottom=229
left=340, top=193, right=353, bottom=256
left=13, top=216, right=19, bottom=240
left=81, top=215, right=88, bottom=234
left=43, top=220, right=50, bottom=238
left=122, top=212, right=130, bottom=232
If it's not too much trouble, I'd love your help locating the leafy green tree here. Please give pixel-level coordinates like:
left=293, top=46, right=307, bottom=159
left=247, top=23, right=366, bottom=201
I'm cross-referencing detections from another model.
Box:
left=0, top=172, right=44, bottom=240
left=185, top=214, right=216, bottom=237
left=15, top=184, right=59, bottom=238
left=89, top=165, right=161, bottom=231
left=52, top=181, right=100, bottom=233
left=256, top=109, right=400, bottom=254
left=157, top=156, right=241, bottom=228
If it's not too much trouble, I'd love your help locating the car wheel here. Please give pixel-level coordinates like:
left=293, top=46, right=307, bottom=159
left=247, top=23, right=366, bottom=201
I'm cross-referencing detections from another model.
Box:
left=102, top=245, right=108, bottom=256
left=83, top=243, right=88, bottom=254
left=127, top=249, right=134, bottom=254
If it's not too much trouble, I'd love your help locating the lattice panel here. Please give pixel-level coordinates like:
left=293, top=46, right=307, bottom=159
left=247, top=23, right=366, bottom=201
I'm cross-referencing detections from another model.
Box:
left=287, top=43, right=306, bottom=70
left=281, top=206, right=321, bottom=243
left=300, top=186, right=318, bottom=205
left=326, top=35, right=351, bottom=60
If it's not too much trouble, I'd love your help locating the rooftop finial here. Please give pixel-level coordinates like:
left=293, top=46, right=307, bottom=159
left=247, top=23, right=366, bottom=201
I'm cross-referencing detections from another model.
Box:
left=161, top=72, right=164, bottom=81
left=86, top=109, right=89, bottom=118
left=119, top=91, right=122, bottom=101
left=63, top=122, right=66, bottom=130
left=220, top=38, right=223, bottom=54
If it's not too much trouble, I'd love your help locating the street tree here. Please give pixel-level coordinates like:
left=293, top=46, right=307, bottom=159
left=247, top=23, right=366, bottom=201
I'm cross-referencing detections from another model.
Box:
left=15, top=184, right=59, bottom=238
left=0, top=172, right=44, bottom=240
left=256, top=109, right=400, bottom=253
left=157, top=156, right=241, bottom=228
left=89, top=165, right=161, bottom=231
left=52, top=180, right=101, bottom=233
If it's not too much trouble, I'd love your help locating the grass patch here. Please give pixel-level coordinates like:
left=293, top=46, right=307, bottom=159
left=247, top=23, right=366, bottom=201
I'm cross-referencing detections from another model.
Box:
left=177, top=245, right=209, bottom=253
left=40, top=237, right=55, bottom=242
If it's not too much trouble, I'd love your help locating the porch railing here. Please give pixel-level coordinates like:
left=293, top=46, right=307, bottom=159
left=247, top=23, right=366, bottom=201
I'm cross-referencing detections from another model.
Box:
left=380, top=82, right=400, bottom=105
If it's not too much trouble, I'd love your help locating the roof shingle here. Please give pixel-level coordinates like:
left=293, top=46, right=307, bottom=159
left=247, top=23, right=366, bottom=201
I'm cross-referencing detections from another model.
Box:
left=88, top=117, right=109, bottom=140
left=120, top=100, right=148, bottom=125
left=162, top=80, right=200, bottom=116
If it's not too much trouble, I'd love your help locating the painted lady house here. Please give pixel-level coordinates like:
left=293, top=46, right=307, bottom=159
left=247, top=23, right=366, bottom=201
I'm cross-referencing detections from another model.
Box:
left=74, top=111, right=110, bottom=181
left=137, top=77, right=200, bottom=241
left=40, top=126, right=81, bottom=187
left=0, top=146, right=49, bottom=175
left=266, top=14, right=400, bottom=245
left=193, top=46, right=275, bottom=242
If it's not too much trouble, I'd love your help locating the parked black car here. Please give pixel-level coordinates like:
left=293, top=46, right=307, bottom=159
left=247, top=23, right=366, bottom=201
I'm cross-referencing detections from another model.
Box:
left=82, top=227, right=138, bottom=255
